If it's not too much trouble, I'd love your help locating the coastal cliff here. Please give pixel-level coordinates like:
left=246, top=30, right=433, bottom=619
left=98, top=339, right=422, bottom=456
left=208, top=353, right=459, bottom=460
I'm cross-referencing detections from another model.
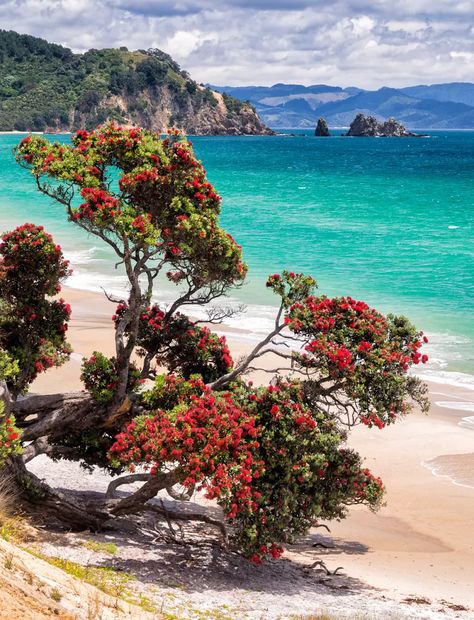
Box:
left=0, top=30, right=272, bottom=135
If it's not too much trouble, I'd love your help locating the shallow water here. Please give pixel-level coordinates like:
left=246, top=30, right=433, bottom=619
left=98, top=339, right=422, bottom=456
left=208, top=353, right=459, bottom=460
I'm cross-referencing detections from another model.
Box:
left=423, top=453, right=474, bottom=489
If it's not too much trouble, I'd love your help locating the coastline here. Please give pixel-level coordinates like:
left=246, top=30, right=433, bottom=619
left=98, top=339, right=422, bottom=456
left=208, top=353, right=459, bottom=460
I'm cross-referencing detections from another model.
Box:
left=27, top=285, right=474, bottom=610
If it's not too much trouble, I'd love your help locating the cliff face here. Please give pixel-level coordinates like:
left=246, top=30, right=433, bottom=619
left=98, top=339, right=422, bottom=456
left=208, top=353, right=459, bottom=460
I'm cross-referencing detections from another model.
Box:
left=74, top=87, right=272, bottom=136
left=0, top=30, right=272, bottom=135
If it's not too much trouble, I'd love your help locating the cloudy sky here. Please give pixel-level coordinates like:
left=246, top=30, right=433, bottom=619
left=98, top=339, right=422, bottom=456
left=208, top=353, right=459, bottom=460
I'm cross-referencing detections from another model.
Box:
left=0, top=0, right=473, bottom=88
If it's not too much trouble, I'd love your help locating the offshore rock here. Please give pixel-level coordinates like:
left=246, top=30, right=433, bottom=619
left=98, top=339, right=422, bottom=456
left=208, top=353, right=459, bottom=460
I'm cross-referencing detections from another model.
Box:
left=315, top=118, right=330, bottom=136
left=346, top=113, right=422, bottom=137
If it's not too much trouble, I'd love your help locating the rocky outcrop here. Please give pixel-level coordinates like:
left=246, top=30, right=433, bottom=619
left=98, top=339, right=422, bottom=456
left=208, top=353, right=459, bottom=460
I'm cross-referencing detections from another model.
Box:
left=315, top=118, right=330, bottom=136
left=79, top=87, right=274, bottom=137
left=346, top=113, right=422, bottom=137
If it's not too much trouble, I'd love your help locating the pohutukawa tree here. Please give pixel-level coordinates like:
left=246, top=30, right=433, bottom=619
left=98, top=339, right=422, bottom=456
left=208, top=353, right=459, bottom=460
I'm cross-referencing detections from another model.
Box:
left=0, top=123, right=429, bottom=562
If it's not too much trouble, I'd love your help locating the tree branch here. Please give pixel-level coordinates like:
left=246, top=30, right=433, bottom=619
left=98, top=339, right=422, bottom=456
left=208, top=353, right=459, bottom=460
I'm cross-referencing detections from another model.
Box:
left=105, top=473, right=152, bottom=500
left=209, top=303, right=287, bottom=389
left=13, top=392, right=88, bottom=425
left=109, top=469, right=180, bottom=516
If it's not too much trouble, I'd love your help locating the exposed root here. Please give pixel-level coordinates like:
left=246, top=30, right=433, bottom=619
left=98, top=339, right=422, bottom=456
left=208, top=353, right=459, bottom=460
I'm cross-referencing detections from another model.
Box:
left=2, top=456, right=107, bottom=531
left=108, top=469, right=180, bottom=516
left=308, top=559, right=344, bottom=576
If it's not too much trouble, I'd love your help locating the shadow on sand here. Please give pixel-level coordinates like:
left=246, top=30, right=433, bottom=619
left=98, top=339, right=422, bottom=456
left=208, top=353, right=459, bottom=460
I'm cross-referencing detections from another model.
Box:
left=51, top=487, right=373, bottom=600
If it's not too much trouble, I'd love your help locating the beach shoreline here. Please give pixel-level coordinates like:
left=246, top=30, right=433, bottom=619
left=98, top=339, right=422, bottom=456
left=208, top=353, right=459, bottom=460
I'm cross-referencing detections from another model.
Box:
left=28, top=285, right=474, bottom=610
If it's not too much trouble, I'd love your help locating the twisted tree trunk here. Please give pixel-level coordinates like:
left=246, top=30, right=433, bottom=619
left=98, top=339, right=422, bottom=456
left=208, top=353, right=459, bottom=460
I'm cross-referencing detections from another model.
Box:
left=4, top=390, right=151, bottom=530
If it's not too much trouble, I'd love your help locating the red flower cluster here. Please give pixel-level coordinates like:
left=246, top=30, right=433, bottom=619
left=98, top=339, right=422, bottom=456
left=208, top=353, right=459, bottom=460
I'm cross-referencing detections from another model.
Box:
left=360, top=413, right=385, bottom=429
left=131, top=213, right=152, bottom=235
left=111, top=378, right=386, bottom=562
left=266, top=274, right=430, bottom=427
left=305, top=339, right=354, bottom=371
left=119, top=168, right=161, bottom=191
left=81, top=351, right=142, bottom=403
left=185, top=174, right=221, bottom=204
left=75, top=187, right=120, bottom=223
left=0, top=223, right=71, bottom=295
left=16, top=123, right=247, bottom=290
left=286, top=292, right=429, bottom=377
left=352, top=468, right=384, bottom=500
left=113, top=303, right=233, bottom=383
left=0, top=414, right=22, bottom=464
left=110, top=383, right=263, bottom=511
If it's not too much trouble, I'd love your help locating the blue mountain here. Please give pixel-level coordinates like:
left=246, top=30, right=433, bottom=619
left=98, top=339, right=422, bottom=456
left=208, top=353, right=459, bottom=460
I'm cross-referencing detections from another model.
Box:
left=210, top=82, right=474, bottom=129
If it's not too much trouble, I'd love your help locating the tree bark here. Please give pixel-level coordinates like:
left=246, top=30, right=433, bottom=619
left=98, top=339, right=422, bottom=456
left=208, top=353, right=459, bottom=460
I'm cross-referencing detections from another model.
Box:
left=105, top=472, right=151, bottom=500
left=13, top=392, right=133, bottom=443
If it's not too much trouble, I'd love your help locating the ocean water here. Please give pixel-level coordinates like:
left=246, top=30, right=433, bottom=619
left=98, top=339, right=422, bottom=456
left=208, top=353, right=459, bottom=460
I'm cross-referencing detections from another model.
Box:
left=0, top=130, right=473, bottom=388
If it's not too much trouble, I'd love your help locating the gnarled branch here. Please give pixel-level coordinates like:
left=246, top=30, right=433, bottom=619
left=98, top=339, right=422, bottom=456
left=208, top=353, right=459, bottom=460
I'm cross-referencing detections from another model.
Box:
left=109, top=469, right=180, bottom=516
left=105, top=473, right=152, bottom=500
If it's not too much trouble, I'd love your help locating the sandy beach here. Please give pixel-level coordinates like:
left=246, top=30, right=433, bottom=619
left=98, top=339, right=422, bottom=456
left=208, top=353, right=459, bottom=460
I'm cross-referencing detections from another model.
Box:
left=28, top=285, right=474, bottom=616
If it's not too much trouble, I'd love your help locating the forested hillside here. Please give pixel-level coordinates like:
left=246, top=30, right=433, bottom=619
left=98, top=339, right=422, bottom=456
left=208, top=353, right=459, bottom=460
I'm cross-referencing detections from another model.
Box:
left=0, top=30, right=271, bottom=135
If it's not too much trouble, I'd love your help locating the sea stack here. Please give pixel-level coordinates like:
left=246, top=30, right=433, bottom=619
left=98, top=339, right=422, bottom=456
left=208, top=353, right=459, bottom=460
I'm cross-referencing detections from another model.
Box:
left=346, top=113, right=422, bottom=137
left=315, top=118, right=330, bottom=136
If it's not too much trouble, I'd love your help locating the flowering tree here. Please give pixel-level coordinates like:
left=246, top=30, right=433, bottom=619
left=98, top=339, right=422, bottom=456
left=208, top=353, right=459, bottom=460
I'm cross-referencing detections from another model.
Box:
left=0, top=123, right=429, bottom=559
left=0, top=223, right=72, bottom=396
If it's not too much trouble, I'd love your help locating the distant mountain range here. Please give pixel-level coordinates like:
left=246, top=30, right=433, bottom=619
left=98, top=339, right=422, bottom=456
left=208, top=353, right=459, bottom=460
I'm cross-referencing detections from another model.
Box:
left=209, top=82, right=474, bottom=129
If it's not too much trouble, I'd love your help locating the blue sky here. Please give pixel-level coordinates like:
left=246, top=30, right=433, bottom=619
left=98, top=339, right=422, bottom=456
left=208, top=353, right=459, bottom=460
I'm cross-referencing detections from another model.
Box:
left=1, top=0, right=473, bottom=88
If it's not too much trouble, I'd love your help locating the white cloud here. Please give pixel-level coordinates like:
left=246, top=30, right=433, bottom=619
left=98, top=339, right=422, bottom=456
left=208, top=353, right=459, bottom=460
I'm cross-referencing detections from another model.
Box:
left=350, top=16, right=375, bottom=36
left=0, top=0, right=472, bottom=88
left=165, top=29, right=219, bottom=59
left=385, top=19, right=427, bottom=33
left=450, top=51, right=474, bottom=61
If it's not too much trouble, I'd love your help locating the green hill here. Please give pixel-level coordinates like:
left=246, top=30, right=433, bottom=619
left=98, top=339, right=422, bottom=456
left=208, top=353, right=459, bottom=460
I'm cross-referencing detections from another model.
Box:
left=0, top=30, right=272, bottom=135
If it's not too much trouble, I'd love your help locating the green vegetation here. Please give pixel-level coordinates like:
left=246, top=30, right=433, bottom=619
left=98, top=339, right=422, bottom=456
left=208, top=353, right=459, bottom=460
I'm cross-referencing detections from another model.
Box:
left=50, top=587, right=62, bottom=602
left=0, top=30, right=251, bottom=132
left=82, top=540, right=118, bottom=555
left=27, top=550, right=156, bottom=612
left=222, top=91, right=253, bottom=114
left=0, top=519, right=19, bottom=542
left=28, top=552, right=133, bottom=597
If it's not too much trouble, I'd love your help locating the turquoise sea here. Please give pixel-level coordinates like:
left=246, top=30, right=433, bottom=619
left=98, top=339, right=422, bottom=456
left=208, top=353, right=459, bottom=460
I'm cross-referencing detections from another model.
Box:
left=0, top=130, right=473, bottom=387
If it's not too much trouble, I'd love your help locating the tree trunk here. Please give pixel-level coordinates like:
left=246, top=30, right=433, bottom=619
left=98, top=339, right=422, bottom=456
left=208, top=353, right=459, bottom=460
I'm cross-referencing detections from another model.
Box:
left=4, top=391, right=180, bottom=531
left=2, top=456, right=107, bottom=530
